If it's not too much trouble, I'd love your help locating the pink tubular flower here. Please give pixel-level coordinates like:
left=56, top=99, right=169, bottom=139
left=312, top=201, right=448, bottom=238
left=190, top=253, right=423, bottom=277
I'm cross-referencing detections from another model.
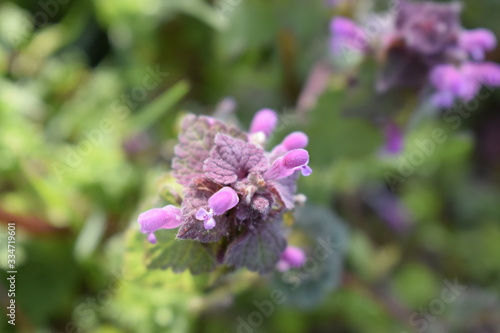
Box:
left=270, top=131, right=309, bottom=157
left=429, top=64, right=466, bottom=107
left=196, top=187, right=239, bottom=230
left=471, top=62, right=500, bottom=86
left=430, top=64, right=463, bottom=92
left=281, top=131, right=309, bottom=151
left=276, top=246, right=306, bottom=271
left=330, top=17, right=368, bottom=54
left=264, top=149, right=312, bottom=180
left=454, top=62, right=500, bottom=102
left=138, top=205, right=182, bottom=244
left=249, top=108, right=278, bottom=138
left=459, top=28, right=497, bottom=61
left=429, top=62, right=500, bottom=108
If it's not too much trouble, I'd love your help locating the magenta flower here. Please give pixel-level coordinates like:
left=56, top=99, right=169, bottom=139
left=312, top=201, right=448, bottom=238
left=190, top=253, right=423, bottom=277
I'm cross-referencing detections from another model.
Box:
left=281, top=132, right=309, bottom=151
left=249, top=108, right=278, bottom=138
left=471, top=62, right=500, bottom=86
left=430, top=62, right=500, bottom=107
left=264, top=149, right=312, bottom=180
left=138, top=205, right=182, bottom=244
left=138, top=111, right=313, bottom=273
left=196, top=187, right=239, bottom=230
left=270, top=131, right=309, bottom=158
left=429, top=64, right=465, bottom=107
left=276, top=246, right=306, bottom=271
left=459, top=28, right=497, bottom=61
left=330, top=17, right=368, bottom=55
left=327, top=1, right=500, bottom=109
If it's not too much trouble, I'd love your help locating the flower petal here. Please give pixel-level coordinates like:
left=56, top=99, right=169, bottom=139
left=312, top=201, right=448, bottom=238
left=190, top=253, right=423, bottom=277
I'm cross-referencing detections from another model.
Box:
left=208, top=187, right=239, bottom=215
left=249, top=108, right=278, bottom=137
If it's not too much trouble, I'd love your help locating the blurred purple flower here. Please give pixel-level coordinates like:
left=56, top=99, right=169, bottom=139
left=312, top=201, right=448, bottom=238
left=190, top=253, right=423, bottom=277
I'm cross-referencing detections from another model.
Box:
left=276, top=246, right=306, bottom=271
left=394, top=0, right=462, bottom=55
left=429, top=64, right=465, bottom=107
left=430, top=62, right=500, bottom=107
left=383, top=122, right=404, bottom=155
left=459, top=28, right=497, bottom=61
left=330, top=17, right=368, bottom=55
left=327, top=0, right=500, bottom=108
left=364, top=187, right=412, bottom=234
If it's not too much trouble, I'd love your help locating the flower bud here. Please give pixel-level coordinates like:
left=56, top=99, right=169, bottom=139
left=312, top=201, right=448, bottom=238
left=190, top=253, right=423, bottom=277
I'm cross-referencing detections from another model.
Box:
left=249, top=108, right=278, bottom=137
left=196, top=187, right=239, bottom=230
left=330, top=17, right=368, bottom=53
left=459, top=28, right=497, bottom=61
left=282, top=131, right=309, bottom=151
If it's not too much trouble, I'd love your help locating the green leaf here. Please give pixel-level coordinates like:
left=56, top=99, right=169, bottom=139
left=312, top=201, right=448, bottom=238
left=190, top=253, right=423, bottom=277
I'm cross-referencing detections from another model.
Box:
left=224, top=222, right=286, bottom=274
left=305, top=91, right=383, bottom=165
left=145, top=229, right=218, bottom=275
left=128, top=80, right=190, bottom=132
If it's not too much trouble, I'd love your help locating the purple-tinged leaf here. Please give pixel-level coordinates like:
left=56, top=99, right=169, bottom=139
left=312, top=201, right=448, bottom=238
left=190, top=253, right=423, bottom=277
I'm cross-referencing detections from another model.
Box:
left=269, top=174, right=298, bottom=210
left=224, top=222, right=286, bottom=274
left=203, top=134, right=268, bottom=185
left=172, top=114, right=246, bottom=186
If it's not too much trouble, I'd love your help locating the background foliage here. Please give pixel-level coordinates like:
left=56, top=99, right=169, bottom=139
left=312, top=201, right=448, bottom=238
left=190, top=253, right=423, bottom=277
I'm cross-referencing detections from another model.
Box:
left=0, top=0, right=499, bottom=332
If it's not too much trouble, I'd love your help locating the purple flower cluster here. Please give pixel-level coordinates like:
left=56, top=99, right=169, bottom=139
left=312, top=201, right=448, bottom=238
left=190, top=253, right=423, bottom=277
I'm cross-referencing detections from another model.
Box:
left=330, top=0, right=500, bottom=107
left=137, top=110, right=309, bottom=273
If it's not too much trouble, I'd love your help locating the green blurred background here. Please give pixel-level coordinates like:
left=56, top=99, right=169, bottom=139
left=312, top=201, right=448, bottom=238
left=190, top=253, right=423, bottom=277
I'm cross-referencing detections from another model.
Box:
left=0, top=0, right=499, bottom=332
